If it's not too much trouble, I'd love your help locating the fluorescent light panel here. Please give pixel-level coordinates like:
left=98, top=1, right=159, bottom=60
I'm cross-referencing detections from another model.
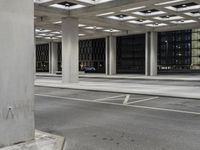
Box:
left=165, top=5, right=200, bottom=12
left=128, top=19, right=153, bottom=24
left=155, top=0, right=186, bottom=6
left=120, top=6, right=146, bottom=12
left=50, top=4, right=85, bottom=10
left=76, top=0, right=113, bottom=4
left=171, top=20, right=197, bottom=24
left=34, top=0, right=53, bottom=3
left=79, top=34, right=86, bottom=36
left=107, top=15, right=136, bottom=21
left=153, top=16, right=184, bottom=21
left=104, top=29, right=120, bottom=32
left=133, top=11, right=166, bottom=16
left=185, top=12, right=200, bottom=17
left=85, top=26, right=103, bottom=30
left=96, top=12, right=115, bottom=17
left=146, top=23, right=168, bottom=27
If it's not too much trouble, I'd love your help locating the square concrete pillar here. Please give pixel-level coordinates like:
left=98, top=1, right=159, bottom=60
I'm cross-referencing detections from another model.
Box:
left=49, top=42, right=58, bottom=74
left=0, top=0, right=34, bottom=147
left=145, top=32, right=158, bottom=76
left=106, top=36, right=117, bottom=75
left=62, top=17, right=79, bottom=83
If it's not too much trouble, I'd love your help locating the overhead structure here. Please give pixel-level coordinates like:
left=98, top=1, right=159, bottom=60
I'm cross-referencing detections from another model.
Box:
left=34, top=0, right=200, bottom=41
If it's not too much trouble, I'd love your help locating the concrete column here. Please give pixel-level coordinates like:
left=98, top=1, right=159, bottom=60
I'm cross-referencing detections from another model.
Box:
left=0, top=0, right=34, bottom=147
left=50, top=42, right=58, bottom=74
left=62, top=17, right=79, bottom=83
left=106, top=36, right=117, bottom=75
left=145, top=32, right=151, bottom=76
left=145, top=32, right=158, bottom=76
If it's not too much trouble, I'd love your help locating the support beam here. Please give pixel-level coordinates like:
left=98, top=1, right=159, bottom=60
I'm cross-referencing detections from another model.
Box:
left=106, top=36, right=117, bottom=75
left=50, top=42, right=58, bottom=74
left=62, top=17, right=79, bottom=83
left=0, top=0, right=34, bottom=147
left=145, top=32, right=158, bottom=76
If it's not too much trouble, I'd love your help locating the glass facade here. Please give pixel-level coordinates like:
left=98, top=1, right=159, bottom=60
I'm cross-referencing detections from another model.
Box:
left=36, top=44, right=49, bottom=72
left=158, top=30, right=192, bottom=72
left=36, top=29, right=200, bottom=74
left=158, top=29, right=200, bottom=72
left=56, top=38, right=106, bottom=73
left=79, top=38, right=105, bottom=73
left=117, top=34, right=145, bottom=73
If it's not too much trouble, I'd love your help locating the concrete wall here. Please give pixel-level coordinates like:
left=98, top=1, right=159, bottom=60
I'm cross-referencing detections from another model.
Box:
left=0, top=0, right=34, bottom=147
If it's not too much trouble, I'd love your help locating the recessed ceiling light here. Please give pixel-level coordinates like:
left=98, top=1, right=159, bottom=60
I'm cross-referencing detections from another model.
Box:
left=50, top=3, right=85, bottom=10
left=107, top=15, right=136, bottom=21
left=79, top=24, right=86, bottom=27
left=133, top=9, right=166, bottom=16
left=77, top=0, right=113, bottom=4
left=165, top=3, right=200, bottom=11
left=79, top=34, right=86, bottom=36
left=35, top=29, right=51, bottom=33
left=153, top=15, right=184, bottom=21
left=53, top=21, right=62, bottom=24
left=104, top=29, right=120, bottom=32
left=85, top=26, right=103, bottom=30
left=51, top=31, right=61, bottom=34
left=45, top=37, right=58, bottom=40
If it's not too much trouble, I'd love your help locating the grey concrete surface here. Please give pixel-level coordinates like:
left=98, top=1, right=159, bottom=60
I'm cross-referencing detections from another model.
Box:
left=35, top=75, right=200, bottom=86
left=0, top=130, right=65, bottom=150
left=35, top=87, right=200, bottom=150
left=0, top=0, right=34, bottom=147
left=35, top=77, right=200, bottom=99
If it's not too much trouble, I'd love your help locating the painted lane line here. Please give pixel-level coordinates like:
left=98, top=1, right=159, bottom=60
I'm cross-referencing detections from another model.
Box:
left=133, top=105, right=200, bottom=115
left=94, top=94, right=126, bottom=102
left=127, top=97, right=159, bottom=105
left=35, top=94, right=200, bottom=115
left=123, top=94, right=130, bottom=105
left=35, top=94, right=90, bottom=101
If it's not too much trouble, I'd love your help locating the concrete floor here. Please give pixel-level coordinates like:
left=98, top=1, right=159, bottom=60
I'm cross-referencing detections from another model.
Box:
left=35, top=87, right=200, bottom=150
left=80, top=78, right=200, bottom=87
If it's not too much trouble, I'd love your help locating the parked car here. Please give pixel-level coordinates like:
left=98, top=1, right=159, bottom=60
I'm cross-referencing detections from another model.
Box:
left=83, top=66, right=96, bottom=73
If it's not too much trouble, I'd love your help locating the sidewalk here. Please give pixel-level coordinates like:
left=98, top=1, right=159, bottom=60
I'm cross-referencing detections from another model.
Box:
left=1, top=130, right=65, bottom=150
left=35, top=78, right=200, bottom=99
left=36, top=73, right=200, bottom=82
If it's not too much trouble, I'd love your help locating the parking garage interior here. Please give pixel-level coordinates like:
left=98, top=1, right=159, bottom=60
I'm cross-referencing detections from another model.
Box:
left=1, top=0, right=200, bottom=150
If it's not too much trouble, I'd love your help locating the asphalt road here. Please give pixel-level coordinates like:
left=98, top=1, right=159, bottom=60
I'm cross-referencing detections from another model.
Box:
left=35, top=87, right=200, bottom=150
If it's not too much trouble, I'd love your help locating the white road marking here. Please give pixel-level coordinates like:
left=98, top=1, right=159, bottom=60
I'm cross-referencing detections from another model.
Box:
left=94, top=94, right=126, bottom=102
left=127, top=97, right=159, bottom=105
left=35, top=94, right=200, bottom=115
left=123, top=94, right=130, bottom=105
left=35, top=94, right=90, bottom=101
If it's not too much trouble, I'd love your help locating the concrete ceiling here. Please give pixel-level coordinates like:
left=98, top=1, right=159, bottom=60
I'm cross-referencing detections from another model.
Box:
left=34, top=0, right=200, bottom=42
